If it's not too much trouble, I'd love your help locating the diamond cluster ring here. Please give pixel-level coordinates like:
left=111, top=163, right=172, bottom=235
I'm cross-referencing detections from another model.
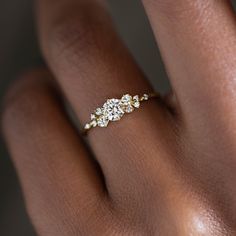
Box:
left=83, top=92, right=159, bottom=134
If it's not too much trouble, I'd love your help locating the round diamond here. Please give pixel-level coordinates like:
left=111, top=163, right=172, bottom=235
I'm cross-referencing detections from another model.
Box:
left=95, top=108, right=103, bottom=116
left=103, top=99, right=124, bottom=121
left=91, top=114, right=96, bottom=120
left=91, top=120, right=97, bottom=127
left=133, top=101, right=140, bottom=108
left=97, top=116, right=109, bottom=127
left=125, top=105, right=134, bottom=113
left=133, top=95, right=139, bottom=101
left=143, top=94, right=149, bottom=100
left=84, top=123, right=91, bottom=130
left=133, top=95, right=140, bottom=108
left=121, top=94, right=132, bottom=105
left=121, top=94, right=134, bottom=113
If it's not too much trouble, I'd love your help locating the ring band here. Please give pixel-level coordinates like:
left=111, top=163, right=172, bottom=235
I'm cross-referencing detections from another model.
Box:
left=83, top=92, right=159, bottom=135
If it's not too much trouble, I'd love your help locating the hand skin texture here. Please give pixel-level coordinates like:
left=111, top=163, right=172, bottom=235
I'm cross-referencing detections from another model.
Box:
left=2, top=0, right=236, bottom=235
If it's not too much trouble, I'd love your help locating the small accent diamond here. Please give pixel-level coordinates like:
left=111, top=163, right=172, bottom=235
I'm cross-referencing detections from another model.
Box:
left=125, top=105, right=134, bottom=113
left=133, top=95, right=139, bottom=101
left=121, top=94, right=134, bottom=113
left=143, top=94, right=149, bottom=100
left=91, top=114, right=96, bottom=120
left=133, top=101, right=140, bottom=108
left=91, top=120, right=97, bottom=127
left=133, top=95, right=140, bottom=108
left=97, top=116, right=109, bottom=127
left=84, top=124, right=90, bottom=130
left=121, top=94, right=132, bottom=105
left=95, top=108, right=103, bottom=116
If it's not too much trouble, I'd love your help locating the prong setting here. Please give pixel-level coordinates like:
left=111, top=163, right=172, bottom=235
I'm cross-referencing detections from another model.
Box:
left=84, top=93, right=158, bottom=132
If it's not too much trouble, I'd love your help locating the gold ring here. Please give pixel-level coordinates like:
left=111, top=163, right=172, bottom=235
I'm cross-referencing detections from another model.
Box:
left=83, top=92, right=159, bottom=135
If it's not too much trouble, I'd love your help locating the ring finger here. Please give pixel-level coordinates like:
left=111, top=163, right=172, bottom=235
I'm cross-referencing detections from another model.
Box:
left=36, top=0, right=172, bottom=195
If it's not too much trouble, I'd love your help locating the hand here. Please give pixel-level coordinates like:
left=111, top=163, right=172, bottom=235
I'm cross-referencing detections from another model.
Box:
left=2, top=0, right=236, bottom=235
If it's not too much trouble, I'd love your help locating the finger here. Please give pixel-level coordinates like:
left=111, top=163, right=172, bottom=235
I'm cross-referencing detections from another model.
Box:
left=141, top=0, right=236, bottom=126
left=37, top=0, right=153, bottom=120
left=2, top=69, right=108, bottom=235
left=37, top=0, right=172, bottom=193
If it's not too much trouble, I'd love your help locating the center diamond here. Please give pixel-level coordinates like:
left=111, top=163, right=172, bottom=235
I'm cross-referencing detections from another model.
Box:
left=103, top=99, right=124, bottom=121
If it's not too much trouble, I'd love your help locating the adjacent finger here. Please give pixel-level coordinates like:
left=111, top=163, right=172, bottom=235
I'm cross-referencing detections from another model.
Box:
left=142, top=0, right=236, bottom=127
left=1, top=69, right=108, bottom=235
left=36, top=0, right=171, bottom=194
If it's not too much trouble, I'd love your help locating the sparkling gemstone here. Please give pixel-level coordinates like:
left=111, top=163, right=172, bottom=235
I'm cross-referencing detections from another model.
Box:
left=133, top=95, right=139, bottom=101
left=91, top=120, right=97, bottom=127
left=121, top=94, right=135, bottom=113
left=103, top=99, right=124, bottom=121
left=143, top=94, right=149, bottom=100
left=91, top=114, right=96, bottom=120
left=84, top=124, right=90, bottom=130
left=97, top=116, right=109, bottom=127
left=125, top=105, right=134, bottom=113
left=121, top=94, right=132, bottom=105
left=95, top=108, right=103, bottom=116
left=133, top=101, right=140, bottom=108
left=133, top=95, right=140, bottom=108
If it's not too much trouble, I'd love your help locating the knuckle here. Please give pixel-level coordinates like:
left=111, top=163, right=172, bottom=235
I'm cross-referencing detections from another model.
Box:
left=48, top=4, right=110, bottom=61
left=2, top=69, right=51, bottom=132
left=50, top=16, right=93, bottom=58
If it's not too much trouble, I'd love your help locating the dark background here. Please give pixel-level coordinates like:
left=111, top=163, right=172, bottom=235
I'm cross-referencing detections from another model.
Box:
left=0, top=1, right=235, bottom=235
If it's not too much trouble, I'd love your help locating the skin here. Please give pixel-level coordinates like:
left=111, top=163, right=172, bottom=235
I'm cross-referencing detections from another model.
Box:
left=2, top=0, right=236, bottom=235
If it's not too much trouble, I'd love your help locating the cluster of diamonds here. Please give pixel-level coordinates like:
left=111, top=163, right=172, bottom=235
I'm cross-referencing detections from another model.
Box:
left=84, top=94, right=149, bottom=130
